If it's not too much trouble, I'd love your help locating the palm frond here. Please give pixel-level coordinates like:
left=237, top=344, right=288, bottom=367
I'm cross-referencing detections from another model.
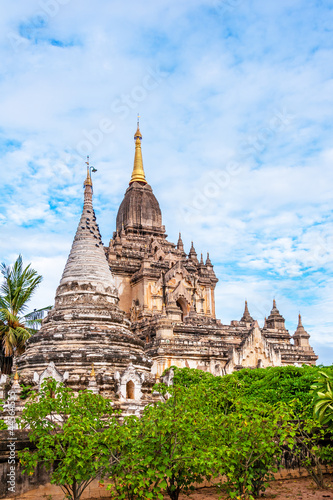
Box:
left=0, top=256, right=43, bottom=373
left=1, top=255, right=43, bottom=316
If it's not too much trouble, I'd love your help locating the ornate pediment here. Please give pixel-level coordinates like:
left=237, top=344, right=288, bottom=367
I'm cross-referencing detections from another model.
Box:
left=170, top=280, right=191, bottom=304
left=224, top=323, right=281, bottom=374
left=154, top=248, right=165, bottom=261
left=34, top=361, right=69, bottom=390
left=164, top=260, right=190, bottom=283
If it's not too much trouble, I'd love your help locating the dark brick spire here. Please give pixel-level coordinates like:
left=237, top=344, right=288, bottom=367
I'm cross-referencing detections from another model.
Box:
left=240, top=300, right=254, bottom=323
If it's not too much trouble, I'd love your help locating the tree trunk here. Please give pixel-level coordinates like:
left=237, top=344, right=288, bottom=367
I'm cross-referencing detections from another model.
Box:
left=0, top=351, right=13, bottom=375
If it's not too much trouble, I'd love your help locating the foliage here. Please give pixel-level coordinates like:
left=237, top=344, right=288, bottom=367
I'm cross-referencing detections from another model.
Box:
left=14, top=366, right=333, bottom=500
left=19, top=379, right=119, bottom=500
left=171, top=365, right=333, bottom=416
left=107, top=384, right=214, bottom=500
left=105, top=415, right=156, bottom=500
left=0, top=400, right=7, bottom=429
left=214, top=402, right=290, bottom=500
left=0, top=255, right=50, bottom=374
left=312, top=371, right=333, bottom=427
left=283, top=403, right=330, bottom=489
left=163, top=366, right=333, bottom=496
left=19, top=383, right=33, bottom=400
left=106, top=380, right=300, bottom=500
left=160, top=372, right=293, bottom=499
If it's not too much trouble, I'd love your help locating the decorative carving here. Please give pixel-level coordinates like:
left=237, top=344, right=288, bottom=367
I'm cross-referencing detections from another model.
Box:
left=34, top=362, right=68, bottom=391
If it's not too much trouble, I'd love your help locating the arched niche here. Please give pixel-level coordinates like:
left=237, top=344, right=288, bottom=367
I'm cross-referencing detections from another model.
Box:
left=115, top=363, right=144, bottom=401
left=126, top=380, right=135, bottom=399
left=176, top=297, right=188, bottom=322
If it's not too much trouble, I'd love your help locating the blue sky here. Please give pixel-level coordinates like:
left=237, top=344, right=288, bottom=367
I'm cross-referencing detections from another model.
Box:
left=0, top=0, right=333, bottom=364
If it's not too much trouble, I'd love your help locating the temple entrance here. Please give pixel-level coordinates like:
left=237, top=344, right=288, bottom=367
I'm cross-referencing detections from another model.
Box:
left=176, top=297, right=187, bottom=322
left=126, top=380, right=135, bottom=399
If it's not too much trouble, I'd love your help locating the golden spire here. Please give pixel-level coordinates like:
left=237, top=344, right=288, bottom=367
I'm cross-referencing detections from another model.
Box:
left=90, top=363, right=95, bottom=377
left=84, top=156, right=92, bottom=187
left=14, top=368, right=19, bottom=381
left=130, top=116, right=147, bottom=185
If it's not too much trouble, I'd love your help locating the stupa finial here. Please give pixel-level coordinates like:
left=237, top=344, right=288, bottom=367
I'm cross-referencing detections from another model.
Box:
left=130, top=116, right=147, bottom=185
left=84, top=156, right=92, bottom=187
left=298, top=313, right=303, bottom=327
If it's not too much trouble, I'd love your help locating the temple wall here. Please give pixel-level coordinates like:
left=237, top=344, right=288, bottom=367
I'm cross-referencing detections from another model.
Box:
left=152, top=355, right=227, bottom=378
left=113, top=275, right=132, bottom=315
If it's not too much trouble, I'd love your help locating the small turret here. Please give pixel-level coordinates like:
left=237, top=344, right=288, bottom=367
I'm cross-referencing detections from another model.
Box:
left=240, top=300, right=254, bottom=323
left=293, top=314, right=311, bottom=349
left=177, top=233, right=184, bottom=252
left=188, top=242, right=198, bottom=264
left=265, top=299, right=287, bottom=331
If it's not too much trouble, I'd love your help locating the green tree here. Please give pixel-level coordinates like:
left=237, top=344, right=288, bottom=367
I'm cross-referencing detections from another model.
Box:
left=285, top=405, right=328, bottom=489
left=19, top=379, right=119, bottom=500
left=105, top=415, right=156, bottom=500
left=108, top=384, right=214, bottom=500
left=0, top=255, right=49, bottom=374
left=213, top=403, right=290, bottom=500
left=168, top=366, right=333, bottom=495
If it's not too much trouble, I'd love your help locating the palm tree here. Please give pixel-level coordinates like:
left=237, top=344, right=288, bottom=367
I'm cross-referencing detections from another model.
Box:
left=0, top=255, right=51, bottom=375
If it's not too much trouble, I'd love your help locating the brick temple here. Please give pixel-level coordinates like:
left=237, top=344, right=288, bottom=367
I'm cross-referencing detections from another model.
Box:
left=12, top=121, right=317, bottom=405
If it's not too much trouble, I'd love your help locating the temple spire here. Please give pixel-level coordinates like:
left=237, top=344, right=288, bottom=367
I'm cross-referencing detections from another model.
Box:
left=241, top=300, right=253, bottom=323
left=177, top=232, right=184, bottom=252
left=130, top=116, right=147, bottom=185
left=298, top=313, right=303, bottom=327
left=293, top=313, right=310, bottom=347
left=59, top=159, right=117, bottom=291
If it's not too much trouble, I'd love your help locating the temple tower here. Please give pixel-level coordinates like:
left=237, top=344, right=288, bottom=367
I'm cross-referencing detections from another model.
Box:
left=108, top=123, right=218, bottom=321
left=116, top=120, right=166, bottom=238
left=293, top=314, right=312, bottom=350
left=17, top=160, right=153, bottom=402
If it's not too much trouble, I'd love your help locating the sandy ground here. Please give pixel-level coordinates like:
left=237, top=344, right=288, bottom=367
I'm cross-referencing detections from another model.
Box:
left=178, top=476, right=333, bottom=499
left=87, top=474, right=333, bottom=500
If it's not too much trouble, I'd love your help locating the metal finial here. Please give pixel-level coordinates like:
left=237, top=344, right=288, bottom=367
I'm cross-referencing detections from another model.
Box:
left=84, top=156, right=92, bottom=187
left=131, top=117, right=145, bottom=184
left=84, top=156, right=97, bottom=187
